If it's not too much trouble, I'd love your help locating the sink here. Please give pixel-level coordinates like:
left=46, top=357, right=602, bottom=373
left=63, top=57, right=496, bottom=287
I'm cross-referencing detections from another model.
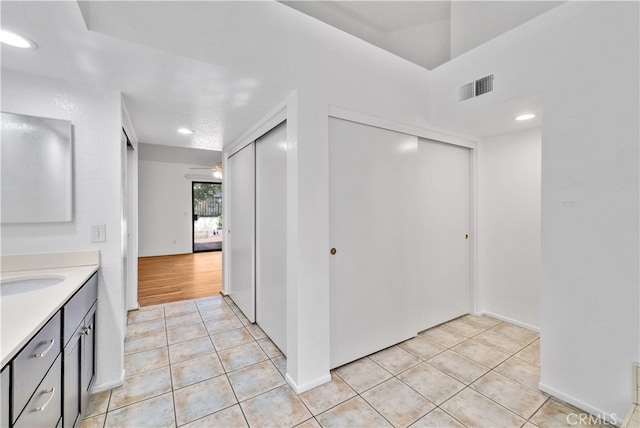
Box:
left=1, top=275, right=65, bottom=296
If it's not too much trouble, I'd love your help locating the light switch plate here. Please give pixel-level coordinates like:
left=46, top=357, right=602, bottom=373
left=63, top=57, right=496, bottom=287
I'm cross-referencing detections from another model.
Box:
left=91, top=224, right=106, bottom=243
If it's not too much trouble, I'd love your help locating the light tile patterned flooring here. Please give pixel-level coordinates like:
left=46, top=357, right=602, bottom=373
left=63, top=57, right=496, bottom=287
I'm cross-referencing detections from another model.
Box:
left=81, top=295, right=608, bottom=428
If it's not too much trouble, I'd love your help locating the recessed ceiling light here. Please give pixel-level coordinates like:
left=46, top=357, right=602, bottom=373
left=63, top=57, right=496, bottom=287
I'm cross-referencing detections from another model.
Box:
left=0, top=30, right=37, bottom=49
left=515, top=113, right=536, bottom=121
left=177, top=128, right=194, bottom=135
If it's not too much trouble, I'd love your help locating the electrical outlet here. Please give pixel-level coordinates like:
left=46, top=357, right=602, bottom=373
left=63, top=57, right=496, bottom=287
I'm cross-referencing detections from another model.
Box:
left=91, top=224, right=106, bottom=243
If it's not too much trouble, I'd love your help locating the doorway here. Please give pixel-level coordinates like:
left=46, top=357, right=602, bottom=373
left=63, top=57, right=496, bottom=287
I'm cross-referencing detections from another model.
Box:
left=192, top=181, right=223, bottom=252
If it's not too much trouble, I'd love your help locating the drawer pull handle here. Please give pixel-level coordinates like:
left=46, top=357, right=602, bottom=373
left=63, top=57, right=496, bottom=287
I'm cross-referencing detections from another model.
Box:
left=34, top=339, right=55, bottom=358
left=34, top=387, right=55, bottom=412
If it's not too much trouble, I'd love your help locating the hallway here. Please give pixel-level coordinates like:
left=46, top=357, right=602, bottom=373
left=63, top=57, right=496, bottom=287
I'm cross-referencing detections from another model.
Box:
left=81, top=297, right=606, bottom=428
left=138, top=252, right=222, bottom=306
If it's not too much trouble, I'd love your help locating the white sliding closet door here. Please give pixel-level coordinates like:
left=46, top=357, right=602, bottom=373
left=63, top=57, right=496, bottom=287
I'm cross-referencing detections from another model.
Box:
left=413, top=138, right=470, bottom=330
left=228, top=143, right=256, bottom=322
left=256, top=121, right=287, bottom=354
left=329, top=117, right=417, bottom=369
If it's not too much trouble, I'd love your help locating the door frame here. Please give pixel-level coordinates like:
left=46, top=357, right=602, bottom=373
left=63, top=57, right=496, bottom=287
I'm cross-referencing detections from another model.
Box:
left=191, top=181, right=223, bottom=253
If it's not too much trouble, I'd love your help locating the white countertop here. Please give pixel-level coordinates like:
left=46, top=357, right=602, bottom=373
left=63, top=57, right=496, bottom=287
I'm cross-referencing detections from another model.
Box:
left=1, top=264, right=98, bottom=367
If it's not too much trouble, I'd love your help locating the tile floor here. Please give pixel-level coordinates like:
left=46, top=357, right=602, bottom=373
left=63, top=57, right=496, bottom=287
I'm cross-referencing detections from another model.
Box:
left=624, top=405, right=640, bottom=428
left=81, top=295, right=609, bottom=428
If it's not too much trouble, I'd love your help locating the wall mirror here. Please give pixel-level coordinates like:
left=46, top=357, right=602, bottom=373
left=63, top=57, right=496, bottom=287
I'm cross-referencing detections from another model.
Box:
left=1, top=112, right=73, bottom=223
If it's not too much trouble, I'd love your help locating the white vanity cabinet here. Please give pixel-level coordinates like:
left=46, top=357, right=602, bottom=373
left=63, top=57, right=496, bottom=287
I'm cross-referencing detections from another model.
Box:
left=63, top=273, right=97, bottom=428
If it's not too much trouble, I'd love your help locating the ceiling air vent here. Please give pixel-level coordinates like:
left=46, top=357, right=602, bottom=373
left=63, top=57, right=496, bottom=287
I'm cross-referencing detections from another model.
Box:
left=459, top=82, right=475, bottom=101
left=459, top=74, right=494, bottom=101
left=475, top=74, right=494, bottom=96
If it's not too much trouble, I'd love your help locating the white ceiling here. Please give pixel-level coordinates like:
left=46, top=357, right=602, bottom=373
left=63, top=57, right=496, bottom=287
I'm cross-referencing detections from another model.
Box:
left=281, top=1, right=563, bottom=69
left=1, top=1, right=291, bottom=151
left=281, top=1, right=451, bottom=70
left=1, top=1, right=561, bottom=153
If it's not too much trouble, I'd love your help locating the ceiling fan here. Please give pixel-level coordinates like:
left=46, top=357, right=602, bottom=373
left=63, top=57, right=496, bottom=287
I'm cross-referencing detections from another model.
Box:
left=189, top=162, right=223, bottom=178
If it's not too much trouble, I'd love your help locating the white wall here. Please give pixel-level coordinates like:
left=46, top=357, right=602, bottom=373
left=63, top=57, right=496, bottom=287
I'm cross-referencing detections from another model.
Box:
left=478, top=128, right=541, bottom=329
left=430, top=2, right=639, bottom=421
left=282, top=8, right=438, bottom=394
left=0, top=71, right=126, bottom=390
left=138, top=160, right=221, bottom=257
left=449, top=1, right=563, bottom=59
left=221, top=1, right=438, bottom=390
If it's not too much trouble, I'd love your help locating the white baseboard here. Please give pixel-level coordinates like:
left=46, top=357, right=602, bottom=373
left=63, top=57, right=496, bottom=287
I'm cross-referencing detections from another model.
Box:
left=91, top=370, right=125, bottom=394
left=219, top=290, right=229, bottom=297
left=480, top=311, right=540, bottom=333
left=285, top=372, right=331, bottom=394
left=539, top=382, right=622, bottom=426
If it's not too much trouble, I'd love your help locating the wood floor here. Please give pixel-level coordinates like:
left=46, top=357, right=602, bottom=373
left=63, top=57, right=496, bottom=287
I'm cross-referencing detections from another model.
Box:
left=138, top=252, right=222, bottom=307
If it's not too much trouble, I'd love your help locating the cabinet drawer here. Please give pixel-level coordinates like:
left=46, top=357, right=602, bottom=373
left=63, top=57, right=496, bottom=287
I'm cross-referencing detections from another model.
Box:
left=63, top=273, right=97, bottom=345
left=12, top=311, right=61, bottom=422
left=14, top=355, right=61, bottom=428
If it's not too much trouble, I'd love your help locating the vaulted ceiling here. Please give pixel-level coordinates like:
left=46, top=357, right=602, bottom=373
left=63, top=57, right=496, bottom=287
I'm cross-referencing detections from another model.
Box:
left=1, top=1, right=561, bottom=151
left=281, top=1, right=562, bottom=69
